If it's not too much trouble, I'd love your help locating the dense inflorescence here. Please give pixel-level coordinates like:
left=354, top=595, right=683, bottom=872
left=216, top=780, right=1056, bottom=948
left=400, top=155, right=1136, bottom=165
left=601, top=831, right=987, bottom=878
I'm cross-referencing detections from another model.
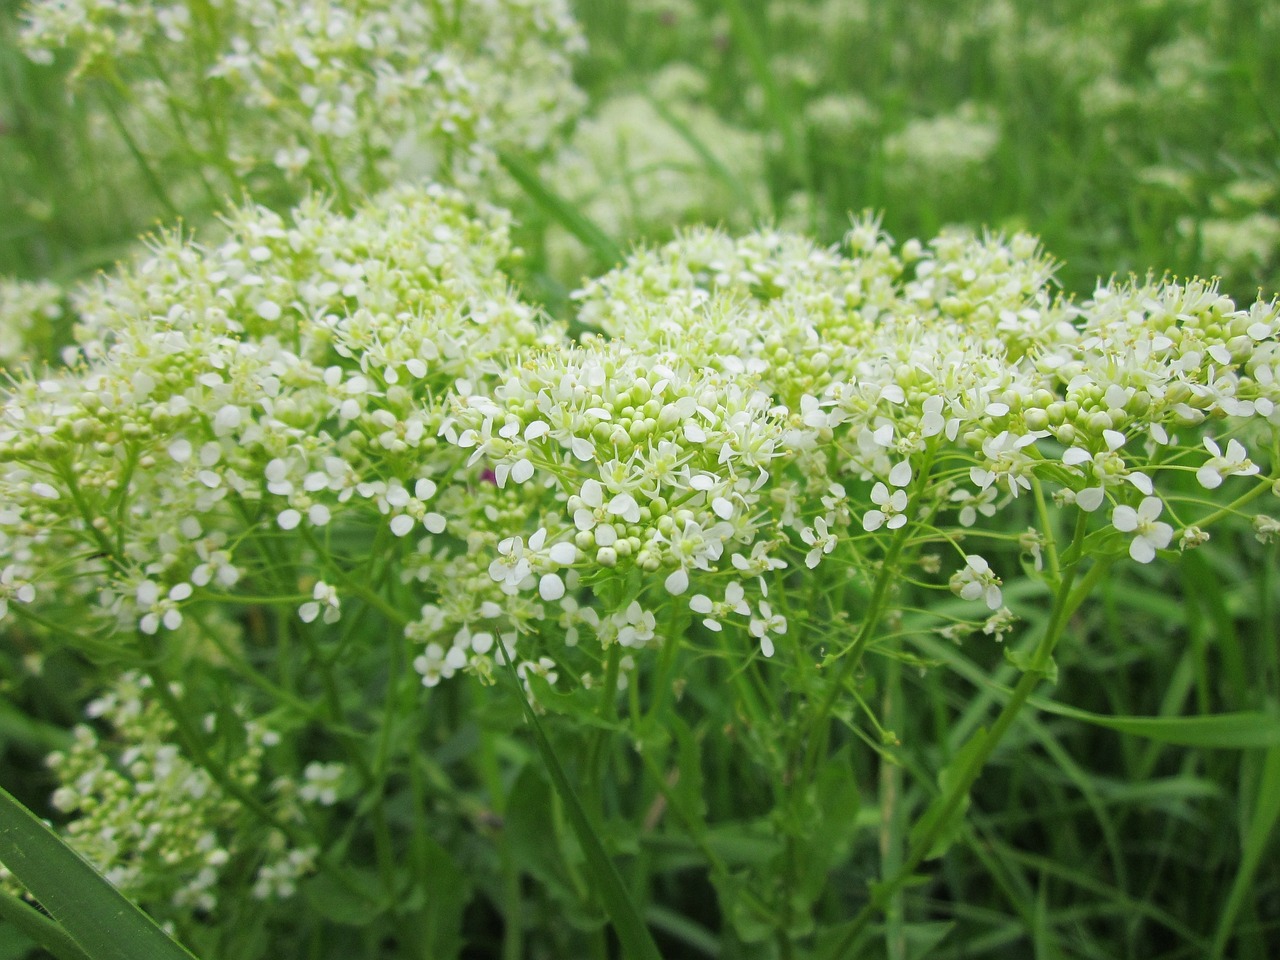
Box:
left=0, top=672, right=335, bottom=914
left=0, top=278, right=63, bottom=369
left=2, top=197, right=1278, bottom=925
left=20, top=0, right=585, bottom=201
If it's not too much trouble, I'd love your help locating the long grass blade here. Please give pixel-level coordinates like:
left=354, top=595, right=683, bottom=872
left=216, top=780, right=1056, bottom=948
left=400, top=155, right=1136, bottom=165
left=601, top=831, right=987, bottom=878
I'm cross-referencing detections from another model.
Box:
left=0, top=886, right=92, bottom=960
left=500, top=660, right=663, bottom=960
left=0, top=786, right=200, bottom=960
left=497, top=150, right=624, bottom=267
left=1210, top=745, right=1280, bottom=958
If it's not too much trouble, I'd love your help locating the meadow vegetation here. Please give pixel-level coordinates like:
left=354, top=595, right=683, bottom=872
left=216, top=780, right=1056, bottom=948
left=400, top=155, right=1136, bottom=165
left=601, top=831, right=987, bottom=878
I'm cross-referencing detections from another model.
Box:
left=0, top=2, right=1278, bottom=959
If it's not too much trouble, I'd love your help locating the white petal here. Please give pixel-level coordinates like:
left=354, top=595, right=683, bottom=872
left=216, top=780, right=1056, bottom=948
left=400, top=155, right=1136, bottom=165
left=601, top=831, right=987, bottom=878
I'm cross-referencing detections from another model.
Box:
left=1111, top=506, right=1138, bottom=532
left=888, top=461, right=913, bottom=487
left=539, top=574, right=565, bottom=602
left=549, top=542, right=578, bottom=565
left=1129, top=538, right=1156, bottom=563
left=278, top=509, right=302, bottom=530
left=665, top=568, right=689, bottom=595
left=1076, top=487, right=1105, bottom=512
left=390, top=515, right=415, bottom=537
left=511, top=459, right=534, bottom=484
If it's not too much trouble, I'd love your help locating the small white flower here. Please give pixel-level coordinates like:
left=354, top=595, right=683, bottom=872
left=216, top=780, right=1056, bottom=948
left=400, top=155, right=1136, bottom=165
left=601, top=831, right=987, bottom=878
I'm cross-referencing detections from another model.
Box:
left=748, top=600, right=787, bottom=657
left=689, top=581, right=750, bottom=631
left=489, top=536, right=533, bottom=594
left=800, top=516, right=837, bottom=568
left=863, top=482, right=907, bottom=532
left=299, top=581, right=340, bottom=624
left=949, top=487, right=997, bottom=527
left=950, top=556, right=1003, bottom=610
left=1196, top=437, right=1259, bottom=490
left=1112, top=497, right=1173, bottom=563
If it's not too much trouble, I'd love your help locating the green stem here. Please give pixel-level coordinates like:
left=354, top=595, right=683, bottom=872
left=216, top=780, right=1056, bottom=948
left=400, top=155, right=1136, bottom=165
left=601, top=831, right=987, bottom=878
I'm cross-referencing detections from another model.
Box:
left=802, top=521, right=913, bottom=784
left=827, top=515, right=1101, bottom=958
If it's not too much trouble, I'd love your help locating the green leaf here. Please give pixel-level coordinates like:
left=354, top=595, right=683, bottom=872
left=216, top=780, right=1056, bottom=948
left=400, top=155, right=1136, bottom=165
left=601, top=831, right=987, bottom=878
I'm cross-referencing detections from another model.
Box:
left=908, top=730, right=987, bottom=861
left=301, top=870, right=382, bottom=927
left=415, top=838, right=471, bottom=960
left=1211, top=745, right=1280, bottom=958
left=1003, top=646, right=1058, bottom=684
left=0, top=887, right=90, bottom=960
left=501, top=656, right=663, bottom=960
left=0, top=786, right=200, bottom=960
left=1029, top=699, right=1280, bottom=749
left=497, top=151, right=624, bottom=267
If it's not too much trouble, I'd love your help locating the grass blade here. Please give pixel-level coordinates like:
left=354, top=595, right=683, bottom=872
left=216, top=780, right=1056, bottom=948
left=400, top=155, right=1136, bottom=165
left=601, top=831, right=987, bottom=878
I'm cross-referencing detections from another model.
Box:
left=1027, top=701, right=1280, bottom=749
left=497, top=150, right=624, bottom=267
left=0, top=786, right=200, bottom=960
left=1210, top=745, right=1280, bottom=958
left=500, top=657, right=663, bottom=960
left=0, top=886, right=91, bottom=960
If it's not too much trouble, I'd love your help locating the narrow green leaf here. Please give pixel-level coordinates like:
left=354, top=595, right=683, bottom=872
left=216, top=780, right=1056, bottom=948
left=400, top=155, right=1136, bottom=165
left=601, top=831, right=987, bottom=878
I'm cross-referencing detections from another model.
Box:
left=0, top=887, right=91, bottom=960
left=500, top=654, right=663, bottom=960
left=497, top=150, right=624, bottom=267
left=718, top=0, right=808, bottom=192
left=637, top=89, right=762, bottom=221
left=907, top=730, right=986, bottom=861
left=1211, top=746, right=1280, bottom=958
left=1028, top=699, right=1280, bottom=749
left=0, top=786, right=200, bottom=960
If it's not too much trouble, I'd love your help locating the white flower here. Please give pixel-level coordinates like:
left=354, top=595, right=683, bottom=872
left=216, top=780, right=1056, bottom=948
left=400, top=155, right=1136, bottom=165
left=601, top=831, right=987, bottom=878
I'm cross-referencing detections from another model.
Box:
left=137, top=581, right=194, bottom=634
left=689, top=581, right=750, bottom=631
left=863, top=482, right=908, bottom=532
left=489, top=534, right=534, bottom=594
left=800, top=516, right=837, bottom=568
left=1111, top=497, right=1173, bottom=563
left=299, top=581, right=340, bottom=624
left=949, top=486, right=997, bottom=527
left=299, top=762, right=345, bottom=806
left=615, top=601, right=657, bottom=648
left=1196, top=437, right=1259, bottom=489
left=748, top=600, right=787, bottom=657
left=950, top=556, right=1002, bottom=610
left=573, top=479, right=619, bottom=546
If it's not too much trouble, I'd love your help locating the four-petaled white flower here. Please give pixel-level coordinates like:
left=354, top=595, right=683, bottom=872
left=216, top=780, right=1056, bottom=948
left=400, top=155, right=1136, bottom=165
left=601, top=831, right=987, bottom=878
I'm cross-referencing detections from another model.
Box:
left=489, top=533, right=535, bottom=593
left=1196, top=437, right=1259, bottom=490
left=1111, top=497, right=1173, bottom=563
left=299, top=580, right=340, bottom=624
left=689, top=581, right=751, bottom=631
left=863, top=482, right=908, bottom=531
left=800, top=516, right=838, bottom=568
left=137, top=580, right=194, bottom=634
left=748, top=601, right=787, bottom=657
left=950, top=555, right=1003, bottom=610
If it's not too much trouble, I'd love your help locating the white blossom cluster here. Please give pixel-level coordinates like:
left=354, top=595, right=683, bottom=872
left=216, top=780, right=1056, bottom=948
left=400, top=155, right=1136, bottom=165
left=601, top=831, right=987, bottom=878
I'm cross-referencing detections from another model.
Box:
left=882, top=103, right=1001, bottom=202
left=4, top=672, right=326, bottom=913
left=20, top=0, right=585, bottom=199
left=0, top=183, right=554, bottom=641
left=0, top=277, right=62, bottom=368
left=541, top=68, right=767, bottom=279
left=1, top=204, right=1277, bottom=695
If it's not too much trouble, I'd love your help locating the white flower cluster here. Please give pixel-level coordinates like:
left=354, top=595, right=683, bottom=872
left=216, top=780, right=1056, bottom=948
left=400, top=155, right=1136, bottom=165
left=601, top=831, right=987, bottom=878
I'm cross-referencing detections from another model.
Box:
left=24, top=672, right=321, bottom=914
left=2, top=204, right=1277, bottom=695
left=0, top=277, right=62, bottom=368
left=541, top=69, right=767, bottom=279
left=0, top=184, right=553, bottom=638
left=883, top=103, right=1000, bottom=200
left=21, top=0, right=585, bottom=199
